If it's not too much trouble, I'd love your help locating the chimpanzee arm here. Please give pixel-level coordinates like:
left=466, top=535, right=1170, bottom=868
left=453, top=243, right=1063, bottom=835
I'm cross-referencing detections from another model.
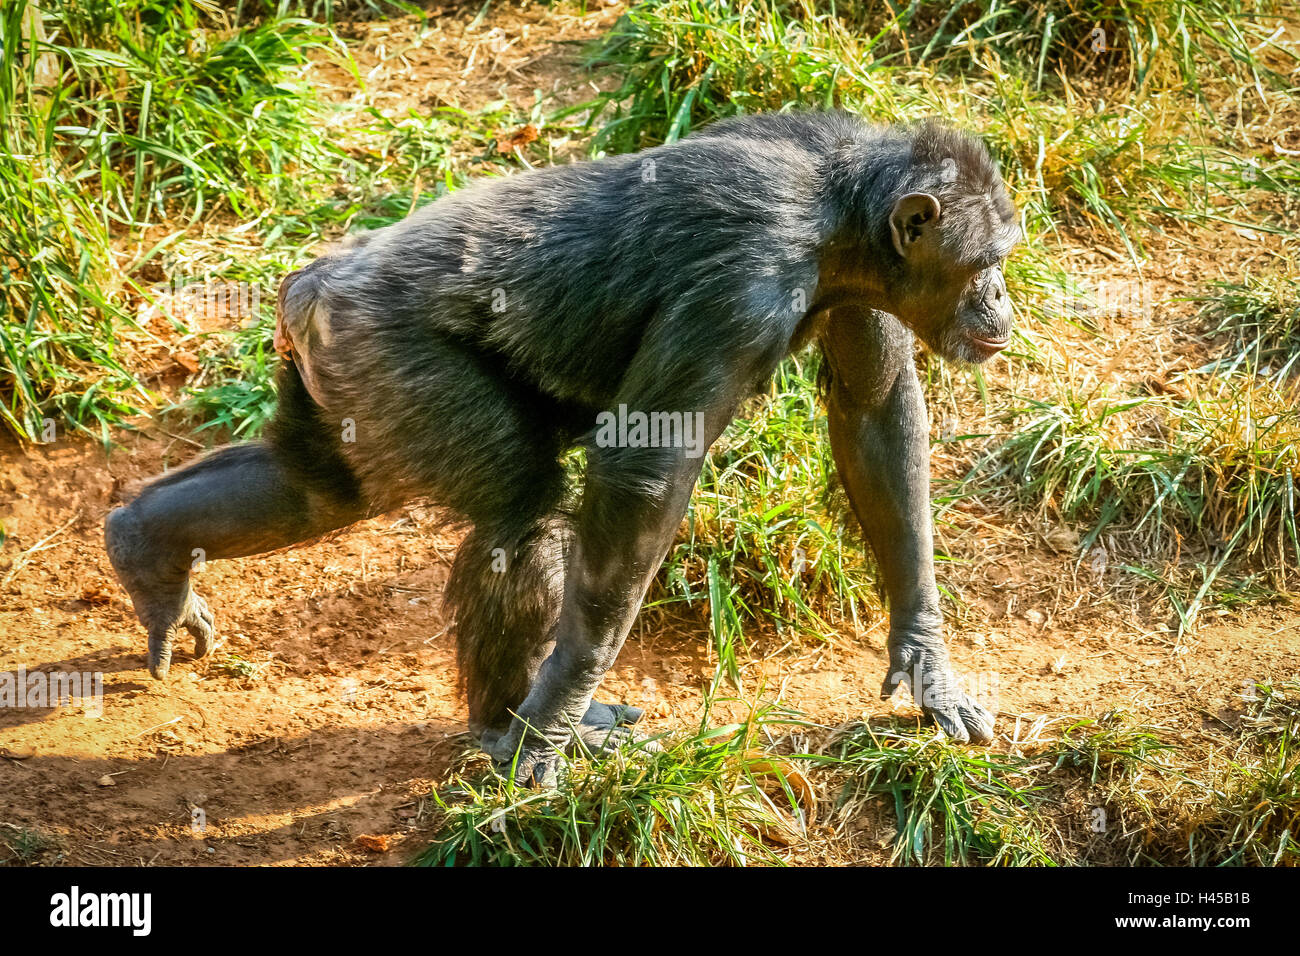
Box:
left=821, top=307, right=995, bottom=743
left=483, top=318, right=763, bottom=785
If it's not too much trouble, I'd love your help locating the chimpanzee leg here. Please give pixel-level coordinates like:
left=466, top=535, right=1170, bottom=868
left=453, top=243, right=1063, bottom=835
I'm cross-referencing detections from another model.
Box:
left=105, top=363, right=367, bottom=678
left=451, top=512, right=645, bottom=751
left=483, top=440, right=708, bottom=785
left=821, top=308, right=995, bottom=743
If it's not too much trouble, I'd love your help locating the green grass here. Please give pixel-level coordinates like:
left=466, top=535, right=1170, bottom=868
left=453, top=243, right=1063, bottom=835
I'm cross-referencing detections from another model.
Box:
left=417, top=709, right=814, bottom=866
left=213, top=653, right=271, bottom=680
left=1202, top=272, right=1300, bottom=384
left=783, top=0, right=1295, bottom=91
left=651, top=356, right=876, bottom=683
left=796, top=699, right=1295, bottom=866
left=960, top=359, right=1299, bottom=629
left=0, top=823, right=62, bottom=865
left=1093, top=682, right=1300, bottom=866
left=0, top=0, right=338, bottom=441
left=815, top=722, right=1060, bottom=865
left=1190, top=681, right=1300, bottom=866
left=414, top=692, right=1298, bottom=866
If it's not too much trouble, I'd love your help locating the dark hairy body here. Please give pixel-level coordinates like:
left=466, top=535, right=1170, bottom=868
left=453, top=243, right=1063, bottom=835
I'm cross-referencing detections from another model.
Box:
left=106, top=111, right=1021, bottom=785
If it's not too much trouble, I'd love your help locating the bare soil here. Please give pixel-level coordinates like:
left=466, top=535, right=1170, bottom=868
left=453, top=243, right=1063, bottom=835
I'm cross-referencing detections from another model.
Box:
left=3, top=424, right=1295, bottom=865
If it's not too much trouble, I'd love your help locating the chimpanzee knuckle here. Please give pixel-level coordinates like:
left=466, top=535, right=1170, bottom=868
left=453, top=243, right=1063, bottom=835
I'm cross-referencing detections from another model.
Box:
left=964, top=712, right=996, bottom=745
left=939, top=715, right=971, bottom=744
left=492, top=747, right=558, bottom=789
left=504, top=751, right=548, bottom=788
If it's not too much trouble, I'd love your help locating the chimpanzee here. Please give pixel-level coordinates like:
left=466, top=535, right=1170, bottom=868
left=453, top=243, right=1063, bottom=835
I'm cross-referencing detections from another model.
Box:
left=106, top=111, right=1021, bottom=785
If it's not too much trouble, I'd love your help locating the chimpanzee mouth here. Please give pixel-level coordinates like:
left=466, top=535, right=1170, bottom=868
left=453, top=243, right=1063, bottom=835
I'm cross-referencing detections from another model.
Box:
left=965, top=333, right=1010, bottom=360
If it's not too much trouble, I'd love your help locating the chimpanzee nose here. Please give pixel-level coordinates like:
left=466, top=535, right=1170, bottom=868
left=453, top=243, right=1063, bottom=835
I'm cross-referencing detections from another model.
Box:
left=989, top=271, right=1005, bottom=300
left=986, top=273, right=1012, bottom=326
left=961, top=270, right=1013, bottom=358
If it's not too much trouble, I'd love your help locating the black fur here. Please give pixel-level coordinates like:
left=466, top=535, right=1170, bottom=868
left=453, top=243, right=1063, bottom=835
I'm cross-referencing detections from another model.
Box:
left=264, top=360, right=366, bottom=511
left=105, top=110, right=1020, bottom=772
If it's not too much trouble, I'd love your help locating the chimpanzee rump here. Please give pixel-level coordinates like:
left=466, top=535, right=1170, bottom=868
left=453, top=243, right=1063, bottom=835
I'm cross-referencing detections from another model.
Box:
left=106, top=111, right=1021, bottom=786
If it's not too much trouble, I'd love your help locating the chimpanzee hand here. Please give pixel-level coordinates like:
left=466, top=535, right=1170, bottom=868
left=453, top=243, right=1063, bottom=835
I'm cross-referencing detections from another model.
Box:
left=482, top=700, right=647, bottom=788
left=490, top=738, right=565, bottom=789
left=881, top=636, right=995, bottom=744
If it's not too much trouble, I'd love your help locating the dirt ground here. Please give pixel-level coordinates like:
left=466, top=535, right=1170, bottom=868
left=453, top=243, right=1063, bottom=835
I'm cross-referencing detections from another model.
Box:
left=3, top=427, right=1297, bottom=865
left=2, top=1, right=1297, bottom=867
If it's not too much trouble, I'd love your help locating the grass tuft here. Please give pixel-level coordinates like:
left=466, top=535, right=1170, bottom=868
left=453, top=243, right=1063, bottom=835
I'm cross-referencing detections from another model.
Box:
left=0, top=0, right=335, bottom=441
left=416, top=710, right=815, bottom=866
left=816, top=721, right=1059, bottom=865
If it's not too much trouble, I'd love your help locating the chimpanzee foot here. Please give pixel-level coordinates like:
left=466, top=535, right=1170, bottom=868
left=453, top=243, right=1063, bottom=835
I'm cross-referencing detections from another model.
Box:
left=481, top=702, right=649, bottom=787
left=106, top=506, right=216, bottom=679
left=574, top=700, right=649, bottom=755
left=882, top=641, right=995, bottom=744
left=183, top=591, right=216, bottom=658
left=143, top=588, right=216, bottom=680
left=582, top=699, right=643, bottom=731
left=573, top=721, right=635, bottom=755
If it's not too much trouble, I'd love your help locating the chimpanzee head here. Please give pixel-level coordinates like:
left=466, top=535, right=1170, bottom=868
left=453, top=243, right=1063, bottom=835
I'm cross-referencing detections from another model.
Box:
left=878, top=122, right=1022, bottom=364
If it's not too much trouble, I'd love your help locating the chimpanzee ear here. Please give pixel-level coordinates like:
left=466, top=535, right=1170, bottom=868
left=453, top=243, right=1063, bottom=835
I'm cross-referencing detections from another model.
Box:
left=889, top=192, right=942, bottom=257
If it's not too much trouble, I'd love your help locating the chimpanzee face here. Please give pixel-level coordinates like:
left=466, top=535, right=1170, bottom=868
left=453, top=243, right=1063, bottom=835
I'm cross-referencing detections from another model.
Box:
left=883, top=188, right=1020, bottom=364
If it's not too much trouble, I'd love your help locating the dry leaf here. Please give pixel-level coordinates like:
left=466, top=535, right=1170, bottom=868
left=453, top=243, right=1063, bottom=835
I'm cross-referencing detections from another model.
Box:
left=496, top=124, right=538, bottom=154
left=352, top=833, right=391, bottom=853
left=172, top=351, right=201, bottom=374
left=1042, top=527, right=1079, bottom=554
left=79, top=585, right=112, bottom=607
left=746, top=753, right=818, bottom=827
